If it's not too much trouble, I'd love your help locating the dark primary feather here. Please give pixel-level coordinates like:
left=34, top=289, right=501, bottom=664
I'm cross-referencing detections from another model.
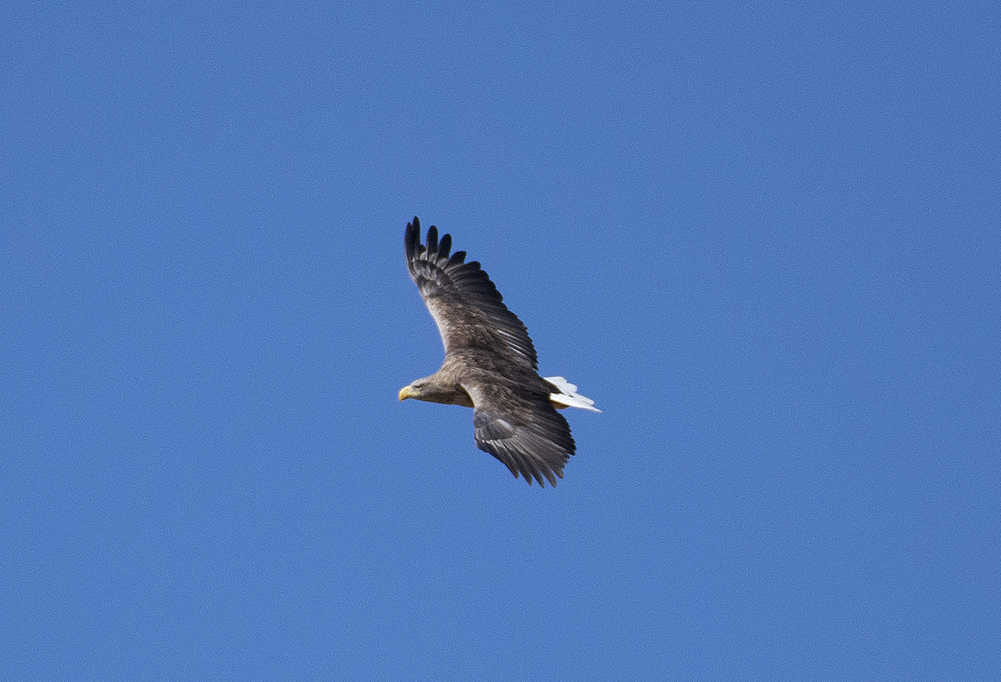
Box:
left=471, top=398, right=575, bottom=487
left=405, top=217, right=538, bottom=369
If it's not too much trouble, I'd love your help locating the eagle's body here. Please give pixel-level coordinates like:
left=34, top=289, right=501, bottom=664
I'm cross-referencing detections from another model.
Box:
left=399, top=217, right=599, bottom=487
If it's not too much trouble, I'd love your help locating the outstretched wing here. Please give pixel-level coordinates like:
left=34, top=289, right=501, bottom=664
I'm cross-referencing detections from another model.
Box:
left=405, top=217, right=537, bottom=370
left=464, top=380, right=575, bottom=487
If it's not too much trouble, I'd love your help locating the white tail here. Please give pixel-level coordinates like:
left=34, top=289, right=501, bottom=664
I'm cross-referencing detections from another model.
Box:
left=544, top=376, right=601, bottom=413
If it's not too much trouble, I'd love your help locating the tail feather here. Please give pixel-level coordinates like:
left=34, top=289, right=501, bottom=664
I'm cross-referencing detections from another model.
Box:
left=544, top=376, right=601, bottom=413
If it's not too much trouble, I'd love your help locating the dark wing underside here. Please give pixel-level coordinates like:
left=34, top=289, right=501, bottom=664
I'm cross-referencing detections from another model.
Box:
left=465, top=380, right=575, bottom=487
left=405, top=217, right=537, bottom=369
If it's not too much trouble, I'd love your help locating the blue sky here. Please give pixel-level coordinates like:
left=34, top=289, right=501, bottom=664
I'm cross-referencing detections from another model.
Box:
left=3, top=2, right=999, bottom=679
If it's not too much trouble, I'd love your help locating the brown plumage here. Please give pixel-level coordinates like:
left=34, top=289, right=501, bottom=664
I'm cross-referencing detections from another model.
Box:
left=399, top=217, right=598, bottom=486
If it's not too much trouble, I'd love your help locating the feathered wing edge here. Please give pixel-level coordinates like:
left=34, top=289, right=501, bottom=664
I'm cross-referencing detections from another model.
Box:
left=466, top=383, right=575, bottom=487
left=405, top=217, right=538, bottom=369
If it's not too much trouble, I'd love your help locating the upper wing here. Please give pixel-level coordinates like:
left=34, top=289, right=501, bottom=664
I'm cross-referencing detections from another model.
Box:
left=464, top=380, right=575, bottom=487
left=405, top=217, right=537, bottom=369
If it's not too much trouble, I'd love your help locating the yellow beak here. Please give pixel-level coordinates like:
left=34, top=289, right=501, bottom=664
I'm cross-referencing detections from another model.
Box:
left=399, top=386, right=418, bottom=401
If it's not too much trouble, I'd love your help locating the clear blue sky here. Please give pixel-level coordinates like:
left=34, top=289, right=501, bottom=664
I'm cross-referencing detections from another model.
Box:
left=3, top=2, right=999, bottom=679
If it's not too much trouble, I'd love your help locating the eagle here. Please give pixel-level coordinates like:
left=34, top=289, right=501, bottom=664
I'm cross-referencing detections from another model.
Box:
left=399, top=217, right=599, bottom=487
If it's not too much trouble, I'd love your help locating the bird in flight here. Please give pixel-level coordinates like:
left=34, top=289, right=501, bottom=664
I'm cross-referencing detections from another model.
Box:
left=399, top=217, right=599, bottom=486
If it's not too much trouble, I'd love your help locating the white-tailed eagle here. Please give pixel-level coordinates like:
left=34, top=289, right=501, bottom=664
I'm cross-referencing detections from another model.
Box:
left=399, top=217, right=599, bottom=486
